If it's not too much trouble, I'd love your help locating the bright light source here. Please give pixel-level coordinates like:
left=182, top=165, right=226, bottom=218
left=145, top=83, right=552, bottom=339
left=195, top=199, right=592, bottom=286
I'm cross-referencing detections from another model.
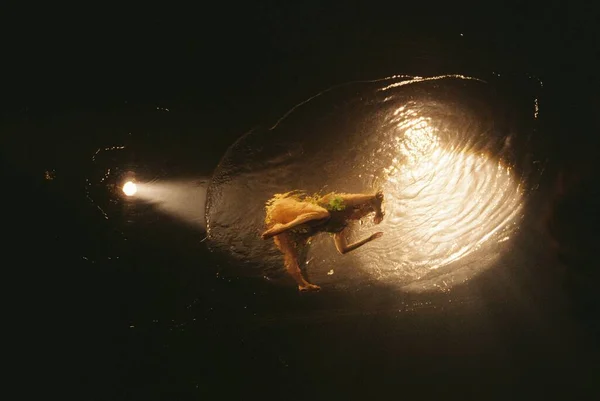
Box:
left=123, top=181, right=137, bottom=196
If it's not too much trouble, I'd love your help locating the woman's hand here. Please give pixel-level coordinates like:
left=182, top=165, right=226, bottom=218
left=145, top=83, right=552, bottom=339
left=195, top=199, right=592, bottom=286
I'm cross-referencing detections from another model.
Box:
left=373, top=190, right=384, bottom=224
left=261, top=223, right=283, bottom=239
left=370, top=232, right=384, bottom=241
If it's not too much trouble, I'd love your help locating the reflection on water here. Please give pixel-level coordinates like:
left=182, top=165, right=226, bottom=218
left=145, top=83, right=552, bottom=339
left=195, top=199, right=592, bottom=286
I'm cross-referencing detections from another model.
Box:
left=356, top=102, right=522, bottom=291
left=206, top=75, right=537, bottom=292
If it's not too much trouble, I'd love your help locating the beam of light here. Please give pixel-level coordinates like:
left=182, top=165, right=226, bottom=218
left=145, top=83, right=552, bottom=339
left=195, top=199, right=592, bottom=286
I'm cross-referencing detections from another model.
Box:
left=134, top=179, right=208, bottom=230
left=122, top=181, right=137, bottom=196
left=354, top=105, right=523, bottom=292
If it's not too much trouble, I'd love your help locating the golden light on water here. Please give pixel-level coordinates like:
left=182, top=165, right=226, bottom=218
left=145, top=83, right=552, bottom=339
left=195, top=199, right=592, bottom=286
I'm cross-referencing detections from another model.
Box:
left=204, top=74, right=534, bottom=292
left=357, top=104, right=523, bottom=290
left=123, top=181, right=138, bottom=196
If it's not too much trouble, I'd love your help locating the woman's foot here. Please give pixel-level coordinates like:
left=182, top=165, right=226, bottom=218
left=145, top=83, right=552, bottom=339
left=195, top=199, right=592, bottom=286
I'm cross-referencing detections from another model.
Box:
left=369, top=231, right=384, bottom=241
left=299, top=282, right=321, bottom=292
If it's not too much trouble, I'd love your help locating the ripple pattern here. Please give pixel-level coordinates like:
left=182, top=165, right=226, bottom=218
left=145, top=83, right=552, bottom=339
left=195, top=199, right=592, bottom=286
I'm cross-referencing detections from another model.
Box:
left=358, top=103, right=522, bottom=288
left=205, top=75, right=534, bottom=291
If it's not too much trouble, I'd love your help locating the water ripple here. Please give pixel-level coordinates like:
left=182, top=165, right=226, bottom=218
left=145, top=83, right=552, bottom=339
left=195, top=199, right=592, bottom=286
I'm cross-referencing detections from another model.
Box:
left=206, top=75, right=538, bottom=292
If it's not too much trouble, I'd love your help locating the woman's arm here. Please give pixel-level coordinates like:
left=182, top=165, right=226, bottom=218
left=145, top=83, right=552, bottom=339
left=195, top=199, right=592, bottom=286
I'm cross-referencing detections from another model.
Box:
left=262, top=209, right=329, bottom=239
left=333, top=230, right=383, bottom=254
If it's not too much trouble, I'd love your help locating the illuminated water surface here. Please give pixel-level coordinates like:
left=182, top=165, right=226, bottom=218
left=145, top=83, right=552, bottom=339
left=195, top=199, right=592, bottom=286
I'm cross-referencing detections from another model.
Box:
left=204, top=75, right=534, bottom=292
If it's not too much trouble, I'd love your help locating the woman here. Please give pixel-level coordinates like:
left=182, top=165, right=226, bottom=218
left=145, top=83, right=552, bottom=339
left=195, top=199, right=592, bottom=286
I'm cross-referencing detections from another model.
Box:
left=261, top=190, right=385, bottom=291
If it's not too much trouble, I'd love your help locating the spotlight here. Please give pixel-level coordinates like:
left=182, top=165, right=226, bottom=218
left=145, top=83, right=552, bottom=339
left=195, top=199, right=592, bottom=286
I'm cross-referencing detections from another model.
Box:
left=122, top=181, right=137, bottom=196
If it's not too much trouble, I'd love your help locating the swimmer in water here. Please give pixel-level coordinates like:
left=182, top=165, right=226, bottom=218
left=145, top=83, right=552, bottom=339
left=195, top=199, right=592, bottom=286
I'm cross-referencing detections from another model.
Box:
left=261, top=190, right=385, bottom=291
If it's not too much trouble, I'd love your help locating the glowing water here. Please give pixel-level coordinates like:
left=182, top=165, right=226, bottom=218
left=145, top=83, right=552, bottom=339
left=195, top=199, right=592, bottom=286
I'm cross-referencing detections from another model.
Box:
left=204, top=75, right=538, bottom=291
left=354, top=102, right=522, bottom=291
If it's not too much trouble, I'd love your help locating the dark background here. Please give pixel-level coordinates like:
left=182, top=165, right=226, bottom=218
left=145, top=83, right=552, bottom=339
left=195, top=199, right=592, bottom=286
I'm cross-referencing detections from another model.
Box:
left=2, top=2, right=599, bottom=400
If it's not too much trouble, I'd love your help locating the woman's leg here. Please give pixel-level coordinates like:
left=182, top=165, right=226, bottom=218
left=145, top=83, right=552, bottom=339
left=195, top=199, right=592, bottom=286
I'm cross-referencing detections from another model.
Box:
left=339, top=191, right=383, bottom=207
left=273, top=234, right=320, bottom=292
left=262, top=202, right=330, bottom=239
left=323, top=190, right=384, bottom=223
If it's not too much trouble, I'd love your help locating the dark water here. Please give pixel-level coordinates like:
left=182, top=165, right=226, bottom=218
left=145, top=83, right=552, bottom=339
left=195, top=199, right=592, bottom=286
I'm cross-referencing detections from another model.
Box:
left=3, top=4, right=600, bottom=400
